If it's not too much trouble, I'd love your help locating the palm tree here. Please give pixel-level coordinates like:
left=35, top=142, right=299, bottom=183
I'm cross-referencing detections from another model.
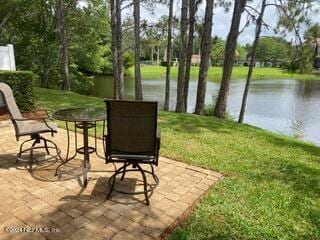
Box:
left=304, top=24, right=320, bottom=68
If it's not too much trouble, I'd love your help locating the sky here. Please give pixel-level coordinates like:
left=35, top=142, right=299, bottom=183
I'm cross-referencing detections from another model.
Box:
left=140, top=0, right=320, bottom=45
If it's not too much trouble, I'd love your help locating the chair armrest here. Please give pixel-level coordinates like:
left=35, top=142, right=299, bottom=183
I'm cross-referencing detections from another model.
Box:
left=11, top=117, right=55, bottom=133
left=11, top=117, right=47, bottom=121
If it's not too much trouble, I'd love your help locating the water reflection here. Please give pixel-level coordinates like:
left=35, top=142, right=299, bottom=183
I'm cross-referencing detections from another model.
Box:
left=93, top=76, right=320, bottom=145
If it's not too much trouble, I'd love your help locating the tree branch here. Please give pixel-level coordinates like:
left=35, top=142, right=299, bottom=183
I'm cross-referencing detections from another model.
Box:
left=121, top=2, right=133, bottom=11
left=0, top=13, right=11, bottom=29
left=122, top=25, right=135, bottom=36
left=121, top=44, right=134, bottom=53
left=276, top=0, right=303, bottom=46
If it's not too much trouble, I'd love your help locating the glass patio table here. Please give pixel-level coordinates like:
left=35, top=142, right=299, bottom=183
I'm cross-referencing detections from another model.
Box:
left=53, top=107, right=106, bottom=187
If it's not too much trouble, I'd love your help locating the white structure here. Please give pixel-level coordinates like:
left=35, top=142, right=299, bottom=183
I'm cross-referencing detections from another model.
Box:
left=0, top=44, right=16, bottom=107
left=0, top=44, right=16, bottom=71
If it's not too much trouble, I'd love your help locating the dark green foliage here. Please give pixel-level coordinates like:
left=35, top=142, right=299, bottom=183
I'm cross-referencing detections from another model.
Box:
left=70, top=74, right=94, bottom=96
left=254, top=37, right=292, bottom=66
left=123, top=51, right=135, bottom=70
left=283, top=45, right=315, bottom=73
left=160, top=61, right=174, bottom=67
left=0, top=0, right=112, bottom=88
left=210, top=36, right=247, bottom=67
left=0, top=71, right=35, bottom=111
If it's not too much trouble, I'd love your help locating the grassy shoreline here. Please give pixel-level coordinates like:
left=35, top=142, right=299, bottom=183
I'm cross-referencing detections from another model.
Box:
left=35, top=87, right=320, bottom=239
left=129, top=65, right=320, bottom=81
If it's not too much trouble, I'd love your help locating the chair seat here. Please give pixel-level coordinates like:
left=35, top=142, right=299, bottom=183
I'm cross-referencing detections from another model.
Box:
left=18, top=120, right=57, bottom=137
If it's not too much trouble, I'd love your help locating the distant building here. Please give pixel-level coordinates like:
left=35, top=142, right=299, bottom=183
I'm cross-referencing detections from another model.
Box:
left=191, top=54, right=201, bottom=65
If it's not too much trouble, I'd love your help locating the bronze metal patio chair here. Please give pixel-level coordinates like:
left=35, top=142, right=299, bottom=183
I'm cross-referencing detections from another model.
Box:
left=0, top=82, right=61, bottom=171
left=104, top=99, right=160, bottom=205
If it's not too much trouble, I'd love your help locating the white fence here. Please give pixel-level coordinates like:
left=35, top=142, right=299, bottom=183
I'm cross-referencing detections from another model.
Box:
left=0, top=44, right=16, bottom=71
left=0, top=44, right=16, bottom=107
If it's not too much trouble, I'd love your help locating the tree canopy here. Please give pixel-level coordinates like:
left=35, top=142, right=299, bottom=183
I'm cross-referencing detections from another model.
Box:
left=254, top=37, right=291, bottom=66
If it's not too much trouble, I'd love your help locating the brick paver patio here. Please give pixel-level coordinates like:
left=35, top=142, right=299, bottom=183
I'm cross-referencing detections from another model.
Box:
left=0, top=120, right=222, bottom=240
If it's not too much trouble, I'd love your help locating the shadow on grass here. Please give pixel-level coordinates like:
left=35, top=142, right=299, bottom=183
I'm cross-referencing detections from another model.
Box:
left=160, top=111, right=320, bottom=157
left=253, top=160, right=320, bottom=198
left=35, top=87, right=105, bottom=112
left=159, top=112, right=239, bottom=135
left=266, top=135, right=320, bottom=158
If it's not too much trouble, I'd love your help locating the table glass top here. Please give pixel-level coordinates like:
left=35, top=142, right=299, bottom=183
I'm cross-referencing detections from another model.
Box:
left=53, top=107, right=106, bottom=122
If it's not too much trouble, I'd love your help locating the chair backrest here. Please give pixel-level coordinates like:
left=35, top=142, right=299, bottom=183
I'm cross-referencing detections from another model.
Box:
left=105, top=100, right=158, bottom=156
left=0, top=82, right=23, bottom=135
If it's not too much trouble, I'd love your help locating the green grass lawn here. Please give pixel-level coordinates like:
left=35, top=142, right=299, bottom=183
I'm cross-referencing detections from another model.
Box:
left=35, top=87, right=320, bottom=239
left=130, top=65, right=320, bottom=81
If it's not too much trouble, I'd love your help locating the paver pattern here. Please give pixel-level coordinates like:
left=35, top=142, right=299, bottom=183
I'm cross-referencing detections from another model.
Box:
left=0, top=120, right=223, bottom=240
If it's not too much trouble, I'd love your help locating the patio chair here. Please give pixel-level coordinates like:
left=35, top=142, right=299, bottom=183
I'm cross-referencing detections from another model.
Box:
left=104, top=99, right=160, bottom=205
left=0, top=82, right=61, bottom=171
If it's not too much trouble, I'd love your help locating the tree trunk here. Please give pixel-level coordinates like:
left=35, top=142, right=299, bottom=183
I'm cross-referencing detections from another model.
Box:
left=213, top=0, right=247, bottom=118
left=57, top=0, right=70, bottom=91
left=134, top=0, right=143, bottom=100
left=0, top=13, right=10, bottom=43
left=110, top=0, right=124, bottom=99
left=175, top=0, right=189, bottom=112
left=110, top=0, right=119, bottom=99
left=0, top=13, right=10, bottom=29
left=41, top=69, right=50, bottom=88
left=164, top=0, right=174, bottom=111
left=238, top=0, right=266, bottom=123
left=195, top=0, right=214, bottom=115
left=157, top=44, right=160, bottom=65
left=183, top=0, right=197, bottom=112
left=151, top=45, right=154, bottom=63
left=116, top=0, right=124, bottom=99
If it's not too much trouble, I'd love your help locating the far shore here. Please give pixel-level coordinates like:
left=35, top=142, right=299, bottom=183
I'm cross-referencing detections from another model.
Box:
left=124, top=65, right=320, bottom=81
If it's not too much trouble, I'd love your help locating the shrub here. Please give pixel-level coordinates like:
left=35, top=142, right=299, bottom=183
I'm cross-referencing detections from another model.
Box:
left=203, top=104, right=235, bottom=120
left=160, top=61, right=174, bottom=67
left=123, top=51, right=134, bottom=70
left=70, top=74, right=94, bottom=96
left=0, top=71, right=35, bottom=111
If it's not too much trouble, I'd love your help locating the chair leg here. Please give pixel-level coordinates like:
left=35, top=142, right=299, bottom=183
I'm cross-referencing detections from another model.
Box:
left=120, top=162, right=128, bottom=181
left=107, top=174, right=115, bottom=200
left=107, top=163, right=128, bottom=200
left=45, top=139, right=62, bottom=161
left=43, top=138, right=50, bottom=155
left=17, top=138, right=33, bottom=163
left=29, top=139, right=37, bottom=172
left=136, top=164, right=149, bottom=205
left=17, top=136, right=61, bottom=173
left=150, top=164, right=158, bottom=183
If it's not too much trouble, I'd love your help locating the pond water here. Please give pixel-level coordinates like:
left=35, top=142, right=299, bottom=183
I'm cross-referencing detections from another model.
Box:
left=93, top=76, right=320, bottom=145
